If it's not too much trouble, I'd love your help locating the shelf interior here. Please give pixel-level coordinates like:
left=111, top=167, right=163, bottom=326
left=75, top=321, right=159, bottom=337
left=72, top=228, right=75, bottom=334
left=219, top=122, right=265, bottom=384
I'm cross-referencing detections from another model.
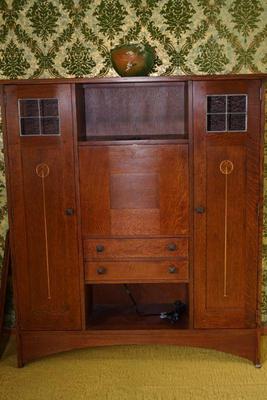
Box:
left=75, top=82, right=188, bottom=141
left=85, top=283, right=189, bottom=331
left=87, top=303, right=189, bottom=330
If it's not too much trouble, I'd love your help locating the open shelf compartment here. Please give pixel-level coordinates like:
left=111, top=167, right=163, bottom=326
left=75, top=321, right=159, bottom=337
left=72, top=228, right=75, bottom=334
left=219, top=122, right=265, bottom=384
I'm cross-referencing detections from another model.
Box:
left=75, top=81, right=188, bottom=142
left=85, top=283, right=189, bottom=331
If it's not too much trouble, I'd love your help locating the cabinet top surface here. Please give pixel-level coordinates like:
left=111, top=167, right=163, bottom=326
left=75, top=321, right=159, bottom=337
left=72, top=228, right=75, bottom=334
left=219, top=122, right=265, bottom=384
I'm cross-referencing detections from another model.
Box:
left=0, top=74, right=266, bottom=86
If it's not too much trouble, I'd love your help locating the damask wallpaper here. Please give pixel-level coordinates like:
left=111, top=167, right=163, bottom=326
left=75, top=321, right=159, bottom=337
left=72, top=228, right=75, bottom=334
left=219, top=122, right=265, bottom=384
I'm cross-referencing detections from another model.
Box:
left=0, top=0, right=266, bottom=325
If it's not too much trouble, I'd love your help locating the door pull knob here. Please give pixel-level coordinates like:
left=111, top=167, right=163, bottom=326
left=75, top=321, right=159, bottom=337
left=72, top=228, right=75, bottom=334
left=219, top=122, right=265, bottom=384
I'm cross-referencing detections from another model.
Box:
left=96, top=244, right=105, bottom=253
left=167, top=243, right=177, bottom=251
left=65, top=208, right=74, bottom=216
left=195, top=207, right=205, bottom=214
left=97, top=267, right=107, bottom=275
left=168, top=265, right=177, bottom=274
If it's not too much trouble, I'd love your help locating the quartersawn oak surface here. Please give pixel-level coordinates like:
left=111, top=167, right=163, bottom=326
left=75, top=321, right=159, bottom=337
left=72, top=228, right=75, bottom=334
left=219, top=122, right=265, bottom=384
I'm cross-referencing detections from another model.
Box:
left=1, top=74, right=266, bottom=366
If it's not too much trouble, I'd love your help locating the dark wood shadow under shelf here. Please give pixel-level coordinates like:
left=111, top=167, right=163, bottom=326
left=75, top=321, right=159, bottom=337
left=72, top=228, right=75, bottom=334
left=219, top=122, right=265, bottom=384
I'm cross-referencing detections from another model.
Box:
left=87, top=303, right=189, bottom=331
left=78, top=134, right=189, bottom=146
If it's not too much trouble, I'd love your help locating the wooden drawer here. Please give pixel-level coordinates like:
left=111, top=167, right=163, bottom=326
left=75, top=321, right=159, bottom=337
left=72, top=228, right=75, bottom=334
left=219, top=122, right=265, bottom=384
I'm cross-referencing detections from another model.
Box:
left=83, top=238, right=188, bottom=260
left=85, top=260, right=189, bottom=283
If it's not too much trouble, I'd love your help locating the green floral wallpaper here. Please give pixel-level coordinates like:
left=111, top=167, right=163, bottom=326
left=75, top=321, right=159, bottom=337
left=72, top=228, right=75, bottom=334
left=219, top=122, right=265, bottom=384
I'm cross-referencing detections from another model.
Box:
left=0, top=0, right=266, bottom=325
left=0, top=0, right=266, bottom=77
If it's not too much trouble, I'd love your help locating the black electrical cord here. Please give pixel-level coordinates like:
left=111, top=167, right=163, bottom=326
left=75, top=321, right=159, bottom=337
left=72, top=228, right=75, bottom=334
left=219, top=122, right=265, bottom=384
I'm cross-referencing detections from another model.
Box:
left=123, top=284, right=161, bottom=317
left=122, top=284, right=187, bottom=324
left=123, top=284, right=187, bottom=324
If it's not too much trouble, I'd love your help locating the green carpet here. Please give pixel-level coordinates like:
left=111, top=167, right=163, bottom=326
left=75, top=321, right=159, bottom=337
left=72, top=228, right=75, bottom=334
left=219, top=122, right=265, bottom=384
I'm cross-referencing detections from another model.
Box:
left=1, top=337, right=267, bottom=400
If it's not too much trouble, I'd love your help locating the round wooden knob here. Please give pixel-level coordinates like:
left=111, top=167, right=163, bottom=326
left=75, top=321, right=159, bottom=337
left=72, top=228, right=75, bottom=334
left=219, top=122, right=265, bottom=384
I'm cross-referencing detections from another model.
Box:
left=168, top=265, right=177, bottom=274
left=65, top=208, right=74, bottom=216
left=167, top=243, right=177, bottom=251
left=96, top=244, right=105, bottom=253
left=97, top=267, right=107, bottom=275
left=195, top=207, right=205, bottom=214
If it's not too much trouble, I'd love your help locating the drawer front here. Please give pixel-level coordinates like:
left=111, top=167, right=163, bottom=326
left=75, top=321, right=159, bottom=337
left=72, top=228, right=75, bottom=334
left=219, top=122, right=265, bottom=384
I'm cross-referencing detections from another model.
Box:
left=83, top=238, right=188, bottom=260
left=85, top=260, right=189, bottom=283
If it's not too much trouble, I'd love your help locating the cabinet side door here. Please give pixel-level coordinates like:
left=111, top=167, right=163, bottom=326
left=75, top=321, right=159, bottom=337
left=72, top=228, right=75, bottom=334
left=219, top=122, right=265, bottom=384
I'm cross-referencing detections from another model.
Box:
left=193, top=80, right=262, bottom=328
left=4, top=84, right=82, bottom=330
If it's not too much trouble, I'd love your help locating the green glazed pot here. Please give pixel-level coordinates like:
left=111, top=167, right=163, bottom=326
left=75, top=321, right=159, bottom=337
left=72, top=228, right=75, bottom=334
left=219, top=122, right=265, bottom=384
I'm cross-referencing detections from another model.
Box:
left=110, top=43, right=155, bottom=77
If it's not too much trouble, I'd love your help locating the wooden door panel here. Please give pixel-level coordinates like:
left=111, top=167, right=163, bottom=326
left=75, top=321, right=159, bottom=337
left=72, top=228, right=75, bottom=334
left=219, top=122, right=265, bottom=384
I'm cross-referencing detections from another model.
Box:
left=5, top=84, right=81, bottom=330
left=206, top=145, right=246, bottom=309
left=193, top=80, right=261, bottom=328
left=21, top=147, right=78, bottom=319
left=79, top=144, right=189, bottom=237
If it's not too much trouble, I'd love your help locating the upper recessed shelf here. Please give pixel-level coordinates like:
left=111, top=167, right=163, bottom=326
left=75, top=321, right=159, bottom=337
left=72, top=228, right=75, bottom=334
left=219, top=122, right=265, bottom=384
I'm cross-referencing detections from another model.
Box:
left=76, top=82, right=188, bottom=141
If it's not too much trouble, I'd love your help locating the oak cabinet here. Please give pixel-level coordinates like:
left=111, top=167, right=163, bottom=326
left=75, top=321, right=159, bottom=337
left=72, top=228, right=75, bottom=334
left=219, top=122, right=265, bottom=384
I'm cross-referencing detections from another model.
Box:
left=1, top=75, right=265, bottom=366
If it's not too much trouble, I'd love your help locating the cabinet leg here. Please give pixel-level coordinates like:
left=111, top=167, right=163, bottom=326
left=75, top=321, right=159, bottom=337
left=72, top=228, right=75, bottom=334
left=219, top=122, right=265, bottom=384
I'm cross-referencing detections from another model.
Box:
left=16, top=332, right=25, bottom=368
left=254, top=329, right=262, bottom=368
left=17, top=358, right=24, bottom=368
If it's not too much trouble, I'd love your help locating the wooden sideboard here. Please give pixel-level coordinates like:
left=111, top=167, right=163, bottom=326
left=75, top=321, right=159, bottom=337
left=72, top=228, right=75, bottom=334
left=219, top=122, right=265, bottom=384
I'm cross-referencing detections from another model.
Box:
left=1, top=75, right=266, bottom=366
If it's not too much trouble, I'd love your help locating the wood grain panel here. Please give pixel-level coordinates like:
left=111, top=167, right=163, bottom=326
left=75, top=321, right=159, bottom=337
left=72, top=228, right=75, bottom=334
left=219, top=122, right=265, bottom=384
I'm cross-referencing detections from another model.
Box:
left=109, top=145, right=161, bottom=174
left=110, top=173, right=159, bottom=209
left=79, top=146, right=111, bottom=235
left=19, top=328, right=259, bottom=366
left=85, top=259, right=188, bottom=283
left=111, top=209, right=160, bottom=235
left=206, top=145, right=246, bottom=309
left=84, top=238, right=188, bottom=260
left=160, top=145, right=189, bottom=235
left=80, top=144, right=189, bottom=237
